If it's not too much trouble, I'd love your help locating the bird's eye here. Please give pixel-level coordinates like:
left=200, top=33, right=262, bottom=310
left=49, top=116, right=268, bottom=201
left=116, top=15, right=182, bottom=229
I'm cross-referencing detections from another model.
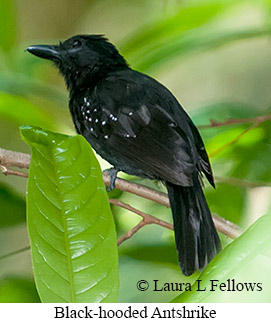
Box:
left=72, top=40, right=82, bottom=48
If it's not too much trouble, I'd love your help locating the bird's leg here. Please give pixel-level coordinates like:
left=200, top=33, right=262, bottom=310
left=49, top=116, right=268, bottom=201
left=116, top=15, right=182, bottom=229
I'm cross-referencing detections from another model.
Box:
left=104, top=168, right=119, bottom=191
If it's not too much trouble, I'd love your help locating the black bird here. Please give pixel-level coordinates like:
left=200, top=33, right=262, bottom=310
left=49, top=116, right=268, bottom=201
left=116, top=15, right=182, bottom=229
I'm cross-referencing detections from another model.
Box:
left=27, top=35, right=221, bottom=276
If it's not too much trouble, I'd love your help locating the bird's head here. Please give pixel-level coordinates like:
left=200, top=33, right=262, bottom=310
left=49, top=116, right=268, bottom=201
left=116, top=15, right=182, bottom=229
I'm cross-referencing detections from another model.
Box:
left=26, top=34, right=128, bottom=90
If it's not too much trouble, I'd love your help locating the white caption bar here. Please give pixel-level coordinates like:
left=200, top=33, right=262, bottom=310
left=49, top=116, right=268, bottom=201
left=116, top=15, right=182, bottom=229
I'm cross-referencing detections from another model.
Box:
left=1, top=303, right=270, bottom=322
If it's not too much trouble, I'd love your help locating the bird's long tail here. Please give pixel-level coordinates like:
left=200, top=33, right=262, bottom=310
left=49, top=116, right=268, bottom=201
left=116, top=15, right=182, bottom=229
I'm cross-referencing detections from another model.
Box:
left=166, top=177, right=221, bottom=276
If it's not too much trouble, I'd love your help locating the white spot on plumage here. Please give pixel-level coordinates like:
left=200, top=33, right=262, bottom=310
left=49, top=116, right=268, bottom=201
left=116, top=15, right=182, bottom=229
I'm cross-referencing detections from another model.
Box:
left=104, top=135, right=109, bottom=139
left=88, top=117, right=92, bottom=122
left=109, top=114, right=118, bottom=121
left=129, top=111, right=133, bottom=116
left=102, top=121, right=106, bottom=126
left=95, top=119, right=99, bottom=123
left=90, top=128, right=94, bottom=132
left=86, top=102, right=90, bottom=107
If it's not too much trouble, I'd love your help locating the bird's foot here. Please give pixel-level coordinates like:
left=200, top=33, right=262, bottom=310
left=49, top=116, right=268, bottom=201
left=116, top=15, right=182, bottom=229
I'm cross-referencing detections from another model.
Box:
left=104, top=168, right=119, bottom=191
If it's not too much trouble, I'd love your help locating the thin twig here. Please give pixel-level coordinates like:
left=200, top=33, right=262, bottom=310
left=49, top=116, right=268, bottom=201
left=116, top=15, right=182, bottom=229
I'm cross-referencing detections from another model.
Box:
left=117, top=220, right=146, bottom=246
left=0, top=246, right=30, bottom=261
left=212, top=214, right=241, bottom=239
left=109, top=198, right=173, bottom=245
left=215, top=176, right=271, bottom=188
left=105, top=174, right=169, bottom=206
left=0, top=165, right=28, bottom=178
left=198, top=114, right=271, bottom=129
left=0, top=148, right=31, bottom=168
left=111, top=198, right=240, bottom=241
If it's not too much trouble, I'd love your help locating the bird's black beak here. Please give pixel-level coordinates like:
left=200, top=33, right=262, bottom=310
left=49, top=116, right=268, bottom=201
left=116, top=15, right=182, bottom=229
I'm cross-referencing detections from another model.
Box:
left=26, top=45, right=61, bottom=61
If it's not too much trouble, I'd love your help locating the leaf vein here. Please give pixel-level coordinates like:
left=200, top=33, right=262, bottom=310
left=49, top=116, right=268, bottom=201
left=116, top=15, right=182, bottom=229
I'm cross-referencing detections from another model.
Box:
left=33, top=200, right=64, bottom=233
left=34, top=242, right=70, bottom=284
left=33, top=177, right=61, bottom=210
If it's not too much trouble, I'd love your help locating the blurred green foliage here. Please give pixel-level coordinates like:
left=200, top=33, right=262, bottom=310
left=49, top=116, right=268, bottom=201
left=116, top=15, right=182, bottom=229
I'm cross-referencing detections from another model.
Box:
left=0, top=1, right=17, bottom=53
left=0, top=277, right=40, bottom=303
left=0, top=183, right=25, bottom=227
left=0, top=0, right=270, bottom=302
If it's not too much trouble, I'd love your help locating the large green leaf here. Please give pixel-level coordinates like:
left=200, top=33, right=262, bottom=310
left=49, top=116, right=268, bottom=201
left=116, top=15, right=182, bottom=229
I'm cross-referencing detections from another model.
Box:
left=0, top=183, right=26, bottom=227
left=20, top=126, right=119, bottom=302
left=172, top=214, right=271, bottom=302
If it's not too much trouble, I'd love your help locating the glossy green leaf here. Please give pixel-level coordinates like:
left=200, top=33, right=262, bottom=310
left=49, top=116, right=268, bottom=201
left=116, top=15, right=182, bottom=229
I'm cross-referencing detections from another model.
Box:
left=0, top=276, right=40, bottom=303
left=0, top=183, right=26, bottom=227
left=172, top=214, right=271, bottom=302
left=20, top=126, right=119, bottom=302
left=0, top=1, right=16, bottom=53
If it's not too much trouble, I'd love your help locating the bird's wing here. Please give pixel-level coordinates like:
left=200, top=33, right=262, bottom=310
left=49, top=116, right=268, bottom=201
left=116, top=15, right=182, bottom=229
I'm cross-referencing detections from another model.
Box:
left=184, top=116, right=215, bottom=187
left=93, top=70, right=201, bottom=186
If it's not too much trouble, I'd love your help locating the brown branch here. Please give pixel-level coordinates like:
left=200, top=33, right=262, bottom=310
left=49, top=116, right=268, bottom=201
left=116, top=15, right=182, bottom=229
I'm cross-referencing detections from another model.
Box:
left=117, top=219, right=146, bottom=246
left=215, top=176, right=271, bottom=188
left=0, top=148, right=31, bottom=168
left=109, top=198, right=173, bottom=245
left=198, top=114, right=271, bottom=129
left=0, top=165, right=28, bottom=178
left=212, top=214, right=241, bottom=239
left=104, top=173, right=169, bottom=207
left=0, top=147, right=242, bottom=240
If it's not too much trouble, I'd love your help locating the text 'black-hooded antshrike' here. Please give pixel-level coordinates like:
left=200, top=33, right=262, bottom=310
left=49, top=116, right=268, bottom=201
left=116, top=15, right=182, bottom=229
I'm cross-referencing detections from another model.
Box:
left=27, top=35, right=221, bottom=276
